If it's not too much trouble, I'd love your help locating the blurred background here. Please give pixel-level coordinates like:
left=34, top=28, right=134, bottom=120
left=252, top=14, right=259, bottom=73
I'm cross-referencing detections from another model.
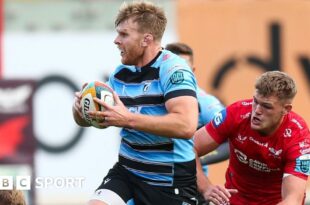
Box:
left=0, top=0, right=310, bottom=204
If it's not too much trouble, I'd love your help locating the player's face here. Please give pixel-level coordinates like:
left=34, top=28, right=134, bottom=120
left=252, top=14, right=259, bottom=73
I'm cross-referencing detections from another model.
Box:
left=251, top=91, right=291, bottom=135
left=114, top=18, right=145, bottom=66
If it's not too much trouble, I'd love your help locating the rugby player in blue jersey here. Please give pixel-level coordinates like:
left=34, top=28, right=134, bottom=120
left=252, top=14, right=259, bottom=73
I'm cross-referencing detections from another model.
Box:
left=165, top=43, right=230, bottom=205
left=73, top=1, right=199, bottom=205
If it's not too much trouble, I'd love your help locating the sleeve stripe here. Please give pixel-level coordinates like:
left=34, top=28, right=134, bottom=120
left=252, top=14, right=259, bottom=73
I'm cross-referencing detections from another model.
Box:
left=164, top=89, right=197, bottom=102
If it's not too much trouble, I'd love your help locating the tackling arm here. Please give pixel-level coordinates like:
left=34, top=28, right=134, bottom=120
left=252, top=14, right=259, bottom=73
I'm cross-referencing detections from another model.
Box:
left=194, top=126, right=219, bottom=157
left=194, top=127, right=237, bottom=204
left=200, top=140, right=230, bottom=165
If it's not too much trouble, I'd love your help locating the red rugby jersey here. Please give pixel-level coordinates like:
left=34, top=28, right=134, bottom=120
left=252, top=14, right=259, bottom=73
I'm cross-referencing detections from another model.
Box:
left=206, top=99, right=310, bottom=205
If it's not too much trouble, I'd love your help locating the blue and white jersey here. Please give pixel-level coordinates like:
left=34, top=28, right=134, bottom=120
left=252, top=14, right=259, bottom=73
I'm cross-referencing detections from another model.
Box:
left=197, top=87, right=224, bottom=175
left=108, top=50, right=198, bottom=187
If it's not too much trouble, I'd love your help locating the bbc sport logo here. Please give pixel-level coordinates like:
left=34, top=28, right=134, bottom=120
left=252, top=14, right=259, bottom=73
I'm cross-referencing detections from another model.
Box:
left=0, top=176, right=85, bottom=190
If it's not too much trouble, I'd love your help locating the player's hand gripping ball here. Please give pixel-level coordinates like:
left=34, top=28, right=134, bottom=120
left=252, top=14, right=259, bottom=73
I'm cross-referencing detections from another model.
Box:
left=80, top=81, right=114, bottom=128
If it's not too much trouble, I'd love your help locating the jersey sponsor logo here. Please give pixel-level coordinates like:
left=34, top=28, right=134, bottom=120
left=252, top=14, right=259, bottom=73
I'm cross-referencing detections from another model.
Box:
left=240, top=112, right=251, bottom=119
left=300, top=147, right=310, bottom=155
left=248, top=158, right=279, bottom=172
left=283, top=128, right=292, bottom=138
left=212, top=109, right=227, bottom=127
left=300, top=140, right=310, bottom=148
left=291, top=118, right=303, bottom=129
left=234, top=148, right=280, bottom=172
left=234, top=149, right=248, bottom=164
left=299, top=139, right=310, bottom=155
left=249, top=137, right=268, bottom=148
left=295, top=154, right=310, bottom=175
left=170, top=71, right=184, bottom=84
left=128, top=106, right=142, bottom=114
left=241, top=101, right=252, bottom=106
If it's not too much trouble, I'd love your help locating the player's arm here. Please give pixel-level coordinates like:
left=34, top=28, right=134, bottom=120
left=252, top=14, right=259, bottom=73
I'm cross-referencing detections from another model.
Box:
left=92, top=92, right=198, bottom=139
left=194, top=127, right=237, bottom=204
left=196, top=153, right=213, bottom=198
left=194, top=125, right=219, bottom=157
left=200, top=140, right=230, bottom=165
left=130, top=95, right=198, bottom=139
left=276, top=175, right=307, bottom=205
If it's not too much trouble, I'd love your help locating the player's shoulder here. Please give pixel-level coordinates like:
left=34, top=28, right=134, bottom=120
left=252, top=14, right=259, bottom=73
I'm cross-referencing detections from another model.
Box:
left=221, top=99, right=252, bottom=123
left=228, top=99, right=252, bottom=113
left=110, top=64, right=136, bottom=81
left=284, top=111, right=310, bottom=139
left=160, top=49, right=182, bottom=64
left=280, top=112, right=310, bottom=156
left=159, top=50, right=191, bottom=73
left=210, top=99, right=250, bottom=128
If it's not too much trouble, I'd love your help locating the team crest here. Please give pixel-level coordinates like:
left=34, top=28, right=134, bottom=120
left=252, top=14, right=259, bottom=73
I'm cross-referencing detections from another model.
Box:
left=295, top=154, right=310, bottom=175
left=212, top=109, right=227, bottom=127
left=301, top=160, right=310, bottom=173
left=283, top=128, right=292, bottom=138
left=143, top=82, right=151, bottom=92
left=170, top=71, right=184, bottom=84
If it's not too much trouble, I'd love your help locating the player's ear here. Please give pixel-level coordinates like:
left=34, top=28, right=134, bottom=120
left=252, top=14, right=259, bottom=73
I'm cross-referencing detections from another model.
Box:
left=141, top=33, right=153, bottom=47
left=283, top=104, right=292, bottom=115
left=191, top=66, right=196, bottom=73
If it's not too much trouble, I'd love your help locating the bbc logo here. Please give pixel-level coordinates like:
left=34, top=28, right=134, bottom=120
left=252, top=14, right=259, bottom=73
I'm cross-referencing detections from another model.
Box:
left=0, top=176, right=31, bottom=190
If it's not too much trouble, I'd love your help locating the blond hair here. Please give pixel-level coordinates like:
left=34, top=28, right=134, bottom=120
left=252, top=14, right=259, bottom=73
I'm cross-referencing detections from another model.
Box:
left=255, top=71, right=297, bottom=100
left=115, top=1, right=167, bottom=41
left=0, top=190, right=26, bottom=205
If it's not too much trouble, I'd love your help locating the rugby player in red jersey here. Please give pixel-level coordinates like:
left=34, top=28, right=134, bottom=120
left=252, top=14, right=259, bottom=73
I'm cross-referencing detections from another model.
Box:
left=195, top=71, right=310, bottom=205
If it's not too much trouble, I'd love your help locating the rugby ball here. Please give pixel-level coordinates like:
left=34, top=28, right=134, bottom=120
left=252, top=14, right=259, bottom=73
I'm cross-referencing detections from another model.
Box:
left=80, top=81, right=114, bottom=128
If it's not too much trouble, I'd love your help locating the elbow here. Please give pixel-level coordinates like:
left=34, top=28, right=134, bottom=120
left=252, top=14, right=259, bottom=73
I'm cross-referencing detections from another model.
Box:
left=177, top=123, right=197, bottom=139
left=184, top=127, right=196, bottom=139
left=185, top=118, right=198, bottom=138
left=170, top=112, right=198, bottom=139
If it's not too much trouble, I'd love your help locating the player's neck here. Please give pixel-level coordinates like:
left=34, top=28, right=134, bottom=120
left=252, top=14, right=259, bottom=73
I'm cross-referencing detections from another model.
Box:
left=136, top=44, right=162, bottom=68
left=260, top=116, right=285, bottom=136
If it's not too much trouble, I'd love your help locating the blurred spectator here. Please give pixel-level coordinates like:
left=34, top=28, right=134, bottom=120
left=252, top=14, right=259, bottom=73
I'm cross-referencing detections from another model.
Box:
left=0, top=190, right=26, bottom=205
